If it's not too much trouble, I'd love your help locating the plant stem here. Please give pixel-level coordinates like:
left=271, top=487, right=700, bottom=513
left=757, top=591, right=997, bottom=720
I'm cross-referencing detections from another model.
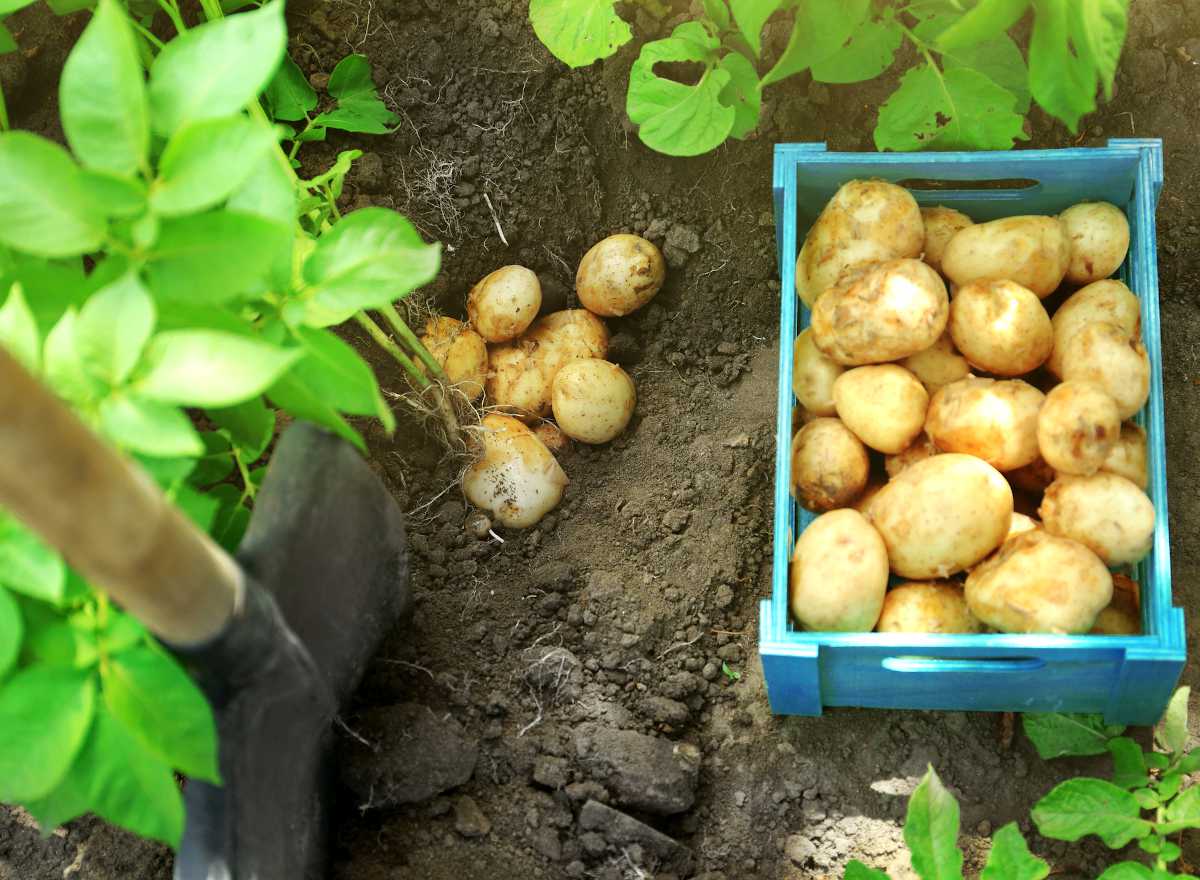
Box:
left=354, top=313, right=430, bottom=389
left=156, top=0, right=188, bottom=34
left=0, top=85, right=7, bottom=131
left=378, top=303, right=447, bottom=381
left=129, top=20, right=165, bottom=51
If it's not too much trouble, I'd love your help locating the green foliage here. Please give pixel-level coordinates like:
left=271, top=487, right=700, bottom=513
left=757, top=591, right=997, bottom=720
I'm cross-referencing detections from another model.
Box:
left=529, top=0, right=632, bottom=69
left=1022, top=711, right=1125, bottom=758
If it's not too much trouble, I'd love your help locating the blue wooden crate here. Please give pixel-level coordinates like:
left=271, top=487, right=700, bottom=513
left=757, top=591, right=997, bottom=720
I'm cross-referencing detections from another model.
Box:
left=760, top=140, right=1185, bottom=725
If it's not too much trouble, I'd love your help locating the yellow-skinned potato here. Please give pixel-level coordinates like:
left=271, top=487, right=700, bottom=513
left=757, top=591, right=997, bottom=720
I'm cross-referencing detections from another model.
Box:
left=551, top=360, right=635, bottom=444
left=885, top=432, right=939, bottom=478
left=1040, top=473, right=1155, bottom=565
left=833, top=365, right=929, bottom=455
left=523, top=309, right=610, bottom=374
left=965, top=530, right=1112, bottom=633
left=792, top=329, right=844, bottom=416
left=419, top=317, right=489, bottom=400
left=1060, top=322, right=1150, bottom=420
left=1048, top=279, right=1140, bottom=377
left=790, top=418, right=870, bottom=512
left=921, top=206, right=974, bottom=275
left=576, top=234, right=665, bottom=317
left=941, top=215, right=1071, bottom=297
left=533, top=421, right=570, bottom=455
left=1102, top=422, right=1149, bottom=490
left=789, top=509, right=889, bottom=632
left=463, top=414, right=568, bottom=528
left=948, top=279, right=1053, bottom=376
left=486, top=344, right=555, bottom=421
left=1036, top=381, right=1120, bottom=475
left=867, top=454, right=1013, bottom=579
left=876, top=581, right=981, bottom=634
left=1060, top=201, right=1130, bottom=285
left=1091, top=573, right=1141, bottom=635
left=467, top=265, right=542, bottom=342
left=925, top=377, right=1044, bottom=472
left=811, top=259, right=949, bottom=366
left=1006, top=512, right=1041, bottom=542
left=900, top=332, right=970, bottom=394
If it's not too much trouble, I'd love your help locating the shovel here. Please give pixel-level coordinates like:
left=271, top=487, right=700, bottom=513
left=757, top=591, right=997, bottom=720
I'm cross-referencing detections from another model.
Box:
left=0, top=347, right=410, bottom=880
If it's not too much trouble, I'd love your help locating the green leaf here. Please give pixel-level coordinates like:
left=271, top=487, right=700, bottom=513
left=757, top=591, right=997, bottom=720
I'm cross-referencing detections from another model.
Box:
left=288, top=326, right=390, bottom=424
left=147, top=0, right=286, bottom=136
left=1145, top=751, right=1171, bottom=770
left=77, top=272, right=154, bottom=384
left=174, top=484, right=220, bottom=531
left=208, top=484, right=251, bottom=551
left=1178, top=750, right=1200, bottom=774
left=301, top=148, right=362, bottom=191
left=935, top=0, right=1030, bottom=51
left=227, top=151, right=297, bottom=225
left=1163, top=785, right=1200, bottom=828
left=1156, top=771, right=1183, bottom=801
left=0, top=0, right=37, bottom=13
left=266, top=372, right=365, bottom=452
left=24, top=617, right=98, bottom=667
left=0, top=666, right=95, bottom=801
left=812, top=18, right=902, bottom=84
left=702, top=0, right=730, bottom=31
left=0, top=20, right=16, bottom=53
left=44, top=309, right=100, bottom=404
left=1097, top=864, right=1153, bottom=880
left=761, top=0, right=869, bottom=87
left=1028, top=0, right=1095, bottom=133
left=729, top=0, right=784, bottom=57
left=1023, top=712, right=1124, bottom=758
left=1107, top=737, right=1149, bottom=789
left=529, top=0, right=632, bottom=68
left=0, top=256, right=91, bottom=330
left=1160, top=840, right=1183, bottom=863
left=208, top=397, right=274, bottom=460
left=718, top=52, right=760, bottom=139
left=1157, top=687, right=1190, bottom=755
left=0, top=587, right=21, bottom=679
left=0, top=282, right=39, bottom=372
left=137, top=330, right=300, bottom=408
left=310, top=54, right=398, bottom=134
left=904, top=766, right=964, bottom=880
left=44, top=0, right=92, bottom=12
left=265, top=52, right=317, bottom=122
left=1132, top=788, right=1160, bottom=810
left=0, top=132, right=105, bottom=257
left=845, top=861, right=890, bottom=880
left=79, top=170, right=147, bottom=218
left=97, top=611, right=146, bottom=655
left=151, top=115, right=275, bottom=216
left=1069, top=0, right=1127, bottom=100
left=941, top=33, right=1031, bottom=114
left=981, top=822, right=1048, bottom=880
left=190, top=430, right=235, bottom=485
left=99, top=395, right=204, bottom=457
left=0, top=512, right=65, bottom=603
left=1031, top=778, right=1152, bottom=848
left=59, top=0, right=148, bottom=175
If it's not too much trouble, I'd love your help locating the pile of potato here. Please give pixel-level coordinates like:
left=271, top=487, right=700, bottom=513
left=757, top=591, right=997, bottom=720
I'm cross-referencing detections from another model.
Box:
left=788, top=180, right=1152, bottom=636
left=426, top=234, right=664, bottom=529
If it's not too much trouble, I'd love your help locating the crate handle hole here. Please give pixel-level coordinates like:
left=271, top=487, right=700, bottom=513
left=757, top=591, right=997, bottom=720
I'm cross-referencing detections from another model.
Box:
left=882, top=656, right=1047, bottom=673
left=899, top=177, right=1041, bottom=191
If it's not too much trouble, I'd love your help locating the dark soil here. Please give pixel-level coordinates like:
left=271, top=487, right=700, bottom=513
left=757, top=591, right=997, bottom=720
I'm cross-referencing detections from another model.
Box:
left=4, top=1, right=1200, bottom=879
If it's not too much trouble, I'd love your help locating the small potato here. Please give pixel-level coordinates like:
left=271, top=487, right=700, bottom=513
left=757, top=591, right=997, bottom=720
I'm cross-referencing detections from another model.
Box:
left=811, top=259, right=949, bottom=366
left=1060, top=322, right=1150, bottom=420
left=790, top=418, right=870, bottom=512
left=901, top=332, right=970, bottom=394
left=964, top=530, right=1112, bottom=633
left=1060, top=201, right=1130, bottom=285
left=792, top=329, right=844, bottom=417
left=941, top=215, right=1071, bottom=297
left=925, top=377, right=1044, bottom=472
left=467, top=265, right=542, bottom=342
left=462, top=414, right=569, bottom=528
left=833, top=365, right=929, bottom=454
left=576, top=234, right=665, bottom=317
left=419, top=317, right=488, bottom=400
left=876, top=581, right=981, bottom=634
left=948, top=279, right=1053, bottom=376
left=867, top=453, right=1013, bottom=578
left=486, top=344, right=555, bottom=420
left=885, top=432, right=939, bottom=478
left=1036, top=381, right=1120, bottom=475
left=789, top=509, right=889, bottom=632
left=921, top=206, right=974, bottom=275
left=1040, top=473, right=1155, bottom=565
left=1007, top=457, right=1056, bottom=494
left=522, top=309, right=610, bottom=374
left=1102, top=422, right=1149, bottom=489
left=533, top=421, right=570, bottom=454
left=551, top=360, right=635, bottom=444
left=1090, top=573, right=1141, bottom=635
left=1048, top=279, right=1140, bottom=377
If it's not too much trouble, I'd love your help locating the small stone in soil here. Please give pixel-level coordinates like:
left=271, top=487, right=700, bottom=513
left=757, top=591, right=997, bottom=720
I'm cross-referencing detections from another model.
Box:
left=784, top=834, right=816, bottom=865
left=578, top=800, right=693, bottom=875
left=533, top=755, right=569, bottom=790
left=574, top=725, right=701, bottom=816
left=454, top=795, right=492, bottom=838
left=662, top=509, right=692, bottom=534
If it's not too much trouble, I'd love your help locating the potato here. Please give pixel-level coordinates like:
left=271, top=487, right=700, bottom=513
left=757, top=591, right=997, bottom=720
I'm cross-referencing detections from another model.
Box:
left=1007, top=457, right=1056, bottom=494
left=1060, top=201, right=1130, bottom=285
left=833, top=365, right=929, bottom=454
left=576, top=234, right=665, bottom=317
left=867, top=454, right=1013, bottom=578
left=1060, top=322, right=1150, bottom=420
left=885, top=432, right=939, bottom=478
left=551, top=360, right=635, bottom=444
left=486, top=344, right=555, bottom=420
left=1040, top=473, right=1155, bottom=565
left=948, top=279, right=1053, bottom=376
left=463, top=414, right=569, bottom=528
left=1036, top=381, right=1120, bottom=475
left=1102, top=422, right=1149, bottom=489
left=533, top=421, right=570, bottom=454
left=792, top=328, right=844, bottom=417
left=925, top=377, right=1044, bottom=472
left=1090, top=573, right=1141, bottom=635
left=901, top=332, right=970, bottom=394
left=921, top=206, right=974, bottom=275
left=789, top=509, right=888, bottom=632
left=523, top=309, right=610, bottom=373
left=876, top=581, right=981, bottom=634
left=1047, top=279, right=1140, bottom=377
left=1006, top=512, right=1041, bottom=542
left=795, top=179, right=924, bottom=307
left=964, top=530, right=1112, bottom=633
left=811, top=259, right=949, bottom=366
left=941, top=215, right=1071, bottom=297
left=790, top=418, right=870, bottom=511
left=419, top=317, right=488, bottom=400
left=467, top=265, right=542, bottom=342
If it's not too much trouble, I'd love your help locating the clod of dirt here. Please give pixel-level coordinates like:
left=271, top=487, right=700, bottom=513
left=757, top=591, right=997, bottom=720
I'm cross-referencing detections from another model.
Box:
left=573, top=725, right=700, bottom=816
left=452, top=795, right=491, bottom=838
left=577, top=799, right=694, bottom=875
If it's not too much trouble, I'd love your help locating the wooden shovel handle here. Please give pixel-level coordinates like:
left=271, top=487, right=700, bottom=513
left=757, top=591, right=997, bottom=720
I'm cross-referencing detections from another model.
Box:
left=0, top=348, right=241, bottom=646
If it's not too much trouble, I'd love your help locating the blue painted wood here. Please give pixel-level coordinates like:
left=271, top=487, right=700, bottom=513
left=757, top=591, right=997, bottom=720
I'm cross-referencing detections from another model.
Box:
left=761, top=140, right=1186, bottom=724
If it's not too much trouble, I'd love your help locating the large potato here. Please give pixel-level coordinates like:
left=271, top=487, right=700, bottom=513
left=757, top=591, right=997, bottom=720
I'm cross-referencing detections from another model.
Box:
left=790, top=418, right=870, bottom=511
left=833, top=365, right=929, bottom=454
left=1036, top=381, right=1120, bottom=475
left=925, top=377, right=1044, bottom=471
left=901, top=332, right=970, bottom=394
left=795, top=179, right=924, bottom=307
left=551, top=360, right=635, bottom=444
left=576, top=234, right=665, bottom=317
left=921, top=206, right=974, bottom=275
left=964, top=530, right=1112, bottom=633
left=789, top=509, right=889, bottom=632
left=486, top=344, right=554, bottom=420
left=941, top=215, right=1071, bottom=297
left=1040, top=473, right=1155, bottom=565
left=948, top=279, right=1053, bottom=376
left=462, top=414, right=569, bottom=528
left=876, top=581, right=981, bottom=634
left=467, top=265, right=542, bottom=342
left=1048, top=279, right=1140, bottom=377
left=1091, top=573, right=1141, bottom=635
left=792, top=328, right=844, bottom=417
left=867, top=454, right=1013, bottom=578
left=1102, top=421, right=1149, bottom=489
left=885, top=432, right=939, bottom=478
left=523, top=309, right=610, bottom=374
left=1060, top=322, right=1150, bottom=420
left=419, top=317, right=488, bottom=400
left=1060, top=201, right=1130, bottom=285
left=811, top=259, right=949, bottom=366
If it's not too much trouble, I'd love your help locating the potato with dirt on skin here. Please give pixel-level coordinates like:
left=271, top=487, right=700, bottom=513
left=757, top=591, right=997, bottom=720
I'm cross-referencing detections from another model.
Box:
left=948, top=279, right=1053, bottom=376
left=1060, top=201, right=1130, bottom=285
left=1037, top=381, right=1120, bottom=476
left=533, top=421, right=570, bottom=455
left=876, top=581, right=981, bottom=634
left=419, top=317, right=489, bottom=400
left=885, top=432, right=939, bottom=478
left=576, top=234, right=665, bottom=317
left=790, top=418, right=870, bottom=512
left=833, top=365, right=929, bottom=455
left=1040, top=472, right=1155, bottom=566
left=1091, top=573, right=1141, bottom=635
left=900, top=332, right=970, bottom=394
left=925, top=377, right=1044, bottom=472
left=789, top=509, right=889, bottom=632
left=941, top=215, right=1071, bottom=297
left=551, top=359, right=636, bottom=444
left=522, top=309, right=610, bottom=374
left=1048, top=279, right=1140, bottom=377
left=921, top=206, right=974, bottom=275
left=811, top=259, right=949, bottom=366
left=467, top=265, right=542, bottom=342
left=1102, top=422, right=1149, bottom=489
left=1060, top=321, right=1150, bottom=420
left=792, top=329, right=844, bottom=417
left=486, top=344, right=555, bottom=421
left=462, top=414, right=569, bottom=529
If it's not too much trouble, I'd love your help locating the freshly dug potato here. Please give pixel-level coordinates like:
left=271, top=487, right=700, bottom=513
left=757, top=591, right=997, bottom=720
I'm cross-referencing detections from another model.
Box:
left=1040, top=473, right=1155, bottom=565
left=964, top=530, right=1112, bottom=633
left=1090, top=573, right=1141, bottom=635
left=1007, top=457, right=1056, bottom=494
left=901, top=332, right=970, bottom=393
left=1060, top=322, right=1150, bottom=419
left=1102, top=422, right=1149, bottom=489
left=921, top=206, right=974, bottom=275
left=533, top=421, right=570, bottom=454
left=948, top=279, right=1053, bottom=376
left=833, top=365, right=929, bottom=454
left=463, top=414, right=569, bottom=528
left=925, top=377, right=1044, bottom=472
left=1048, top=279, right=1140, bottom=377
left=467, top=265, right=542, bottom=342
left=522, top=309, right=610, bottom=374
left=419, top=317, right=488, bottom=400
left=789, top=509, right=888, bottom=632
left=576, top=234, right=665, bottom=317
left=796, top=179, right=924, bottom=307
left=1036, top=381, right=1120, bottom=475
left=790, top=418, right=870, bottom=511
left=1060, top=201, right=1130, bottom=285
left=876, top=581, right=981, bottom=634
left=551, top=360, right=635, bottom=444
left=885, top=433, right=939, bottom=478
left=867, top=454, right=1013, bottom=578
left=792, top=329, right=844, bottom=417
left=811, top=259, right=949, bottom=365
left=941, top=215, right=1071, bottom=297
left=486, top=344, right=555, bottom=420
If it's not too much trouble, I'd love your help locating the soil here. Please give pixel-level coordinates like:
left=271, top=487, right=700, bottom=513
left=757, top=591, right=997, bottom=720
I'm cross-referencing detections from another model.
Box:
left=4, top=1, right=1200, bottom=879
